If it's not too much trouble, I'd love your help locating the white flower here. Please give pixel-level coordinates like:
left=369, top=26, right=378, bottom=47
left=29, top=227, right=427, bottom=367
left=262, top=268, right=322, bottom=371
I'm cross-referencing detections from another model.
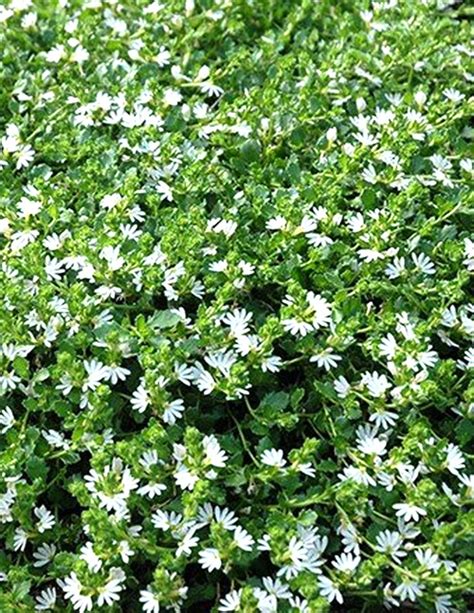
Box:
left=356, top=425, right=387, bottom=456
left=257, top=534, right=272, bottom=551
left=151, top=509, right=183, bottom=532
left=221, top=308, right=253, bottom=336
left=334, top=375, right=350, bottom=398
left=176, top=529, right=199, bottom=557
left=289, top=595, right=310, bottom=613
left=131, top=381, right=150, bottom=413
left=233, top=526, right=255, bottom=551
left=33, top=543, right=57, bottom=567
left=296, top=462, right=316, bottom=477
left=383, top=582, right=400, bottom=609
left=379, top=333, right=398, bottom=359
left=297, top=214, right=317, bottom=235
left=266, top=215, right=287, bottom=231
left=459, top=473, right=474, bottom=496
left=205, top=350, right=237, bottom=377
left=154, top=45, right=171, bottom=66
left=393, top=503, right=426, bottom=523
left=44, top=256, right=65, bottom=281
left=326, top=127, right=338, bottom=142
left=203, top=434, right=228, bottom=467
left=207, top=217, right=238, bottom=237
left=0, top=218, right=10, bottom=234
left=0, top=406, right=14, bottom=433
left=13, top=527, right=28, bottom=551
left=253, top=587, right=277, bottom=611
left=18, top=196, right=42, bottom=217
left=359, top=248, right=385, bottom=263
left=394, top=580, right=423, bottom=602
left=34, top=505, right=55, bottom=532
left=310, top=348, right=342, bottom=371
left=137, top=480, right=167, bottom=499
left=84, top=459, right=138, bottom=513
left=174, top=467, right=199, bottom=491
left=200, top=81, right=223, bottom=96
left=42, top=428, right=69, bottom=449
left=214, top=506, right=238, bottom=530
left=338, top=465, right=376, bottom=487
left=307, top=292, right=332, bottom=330
left=156, top=180, right=173, bottom=202
left=435, top=595, right=454, bottom=613
left=318, top=576, right=343, bottom=604
left=139, top=588, right=161, bottom=613
left=346, top=212, right=365, bottom=233
left=80, top=542, right=102, bottom=572
left=463, top=238, right=474, bottom=271
left=96, top=568, right=125, bottom=607
left=35, top=587, right=57, bottom=610
left=163, top=399, right=185, bottom=425
left=238, top=260, right=255, bottom=277
left=0, top=371, right=21, bottom=392
left=339, top=524, right=360, bottom=556
left=190, top=362, right=216, bottom=394
left=443, top=88, right=464, bottom=103
left=261, top=448, right=286, bottom=468
left=262, top=576, right=292, bottom=600
left=218, top=590, right=242, bottom=611
left=71, top=45, right=89, bottom=64
left=100, top=245, right=125, bottom=271
left=412, top=252, right=435, bottom=275
left=307, top=232, right=333, bottom=248
left=397, top=462, right=420, bottom=485
left=332, top=552, right=360, bottom=573
left=118, top=540, right=134, bottom=563
left=413, top=347, right=438, bottom=371
left=361, top=164, right=378, bottom=184
left=261, top=355, right=283, bottom=373
left=46, top=44, right=65, bottom=63
left=163, top=88, right=182, bottom=106
left=414, top=548, right=441, bottom=572
left=361, top=371, right=391, bottom=397
left=374, top=530, right=406, bottom=563
left=83, top=359, right=109, bottom=392
left=105, top=364, right=131, bottom=385
left=414, top=91, right=427, bottom=106
left=462, top=347, right=474, bottom=369
left=369, top=409, right=398, bottom=430
left=59, top=572, right=93, bottom=612
left=286, top=536, right=307, bottom=569
left=445, top=443, right=465, bottom=474
left=281, top=318, right=313, bottom=337
left=198, top=547, right=222, bottom=572
left=194, top=502, right=214, bottom=528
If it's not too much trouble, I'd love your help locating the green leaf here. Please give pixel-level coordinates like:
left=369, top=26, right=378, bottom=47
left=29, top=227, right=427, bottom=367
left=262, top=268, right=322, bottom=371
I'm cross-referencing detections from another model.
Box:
left=148, top=310, right=181, bottom=330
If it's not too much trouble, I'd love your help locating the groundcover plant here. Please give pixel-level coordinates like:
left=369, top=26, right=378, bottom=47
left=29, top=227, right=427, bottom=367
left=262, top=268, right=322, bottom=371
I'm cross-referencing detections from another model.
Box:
left=0, top=0, right=473, bottom=611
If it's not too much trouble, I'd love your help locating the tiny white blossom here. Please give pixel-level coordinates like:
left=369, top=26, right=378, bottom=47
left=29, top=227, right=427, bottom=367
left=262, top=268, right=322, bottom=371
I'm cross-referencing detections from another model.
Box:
left=318, top=576, right=343, bottom=604
left=0, top=407, right=15, bottom=433
left=261, top=448, right=286, bottom=468
left=35, top=587, right=57, bottom=611
left=393, top=503, right=427, bottom=523
left=33, top=543, right=57, bottom=568
left=198, top=547, right=222, bottom=572
left=139, top=588, right=161, bottom=613
left=203, top=435, right=228, bottom=467
left=34, top=505, right=55, bottom=532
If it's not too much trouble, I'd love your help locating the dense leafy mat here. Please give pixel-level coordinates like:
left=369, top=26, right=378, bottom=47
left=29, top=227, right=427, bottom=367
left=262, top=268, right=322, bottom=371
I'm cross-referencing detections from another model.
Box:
left=0, top=0, right=473, bottom=611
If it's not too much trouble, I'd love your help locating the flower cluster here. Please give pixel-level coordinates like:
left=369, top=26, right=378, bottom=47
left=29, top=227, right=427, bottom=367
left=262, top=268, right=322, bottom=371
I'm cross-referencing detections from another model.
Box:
left=0, top=0, right=472, bottom=611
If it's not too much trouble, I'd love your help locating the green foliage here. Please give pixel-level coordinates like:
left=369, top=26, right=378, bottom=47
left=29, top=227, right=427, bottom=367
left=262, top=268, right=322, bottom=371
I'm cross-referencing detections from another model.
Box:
left=0, top=0, right=472, bottom=611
